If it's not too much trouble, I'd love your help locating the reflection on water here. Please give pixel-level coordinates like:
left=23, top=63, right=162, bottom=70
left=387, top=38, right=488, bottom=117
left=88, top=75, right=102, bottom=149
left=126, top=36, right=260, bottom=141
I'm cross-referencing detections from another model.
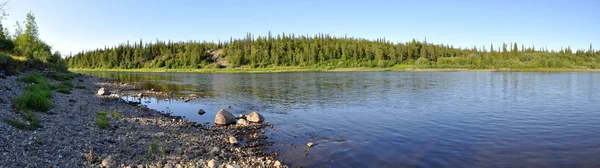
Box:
left=76, top=71, right=600, bottom=167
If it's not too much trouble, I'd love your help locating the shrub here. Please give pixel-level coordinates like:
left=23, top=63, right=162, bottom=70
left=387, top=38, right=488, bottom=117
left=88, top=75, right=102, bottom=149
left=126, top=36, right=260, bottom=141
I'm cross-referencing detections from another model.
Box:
left=415, top=57, right=431, bottom=67
left=75, top=85, right=86, bottom=89
left=97, top=111, right=109, bottom=129
left=16, top=84, right=52, bottom=112
left=60, top=81, right=74, bottom=88
left=18, top=73, right=47, bottom=84
left=57, top=87, right=71, bottom=94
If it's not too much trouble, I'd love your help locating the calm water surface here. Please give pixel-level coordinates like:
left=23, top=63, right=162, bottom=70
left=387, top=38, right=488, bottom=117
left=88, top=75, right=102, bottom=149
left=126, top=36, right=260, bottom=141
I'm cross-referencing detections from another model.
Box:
left=76, top=71, right=600, bottom=167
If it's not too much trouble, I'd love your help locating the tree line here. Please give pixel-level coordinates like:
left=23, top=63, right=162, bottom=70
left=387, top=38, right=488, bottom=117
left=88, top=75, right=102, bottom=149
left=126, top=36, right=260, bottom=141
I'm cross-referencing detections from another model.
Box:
left=0, top=5, right=67, bottom=74
left=66, top=32, right=600, bottom=69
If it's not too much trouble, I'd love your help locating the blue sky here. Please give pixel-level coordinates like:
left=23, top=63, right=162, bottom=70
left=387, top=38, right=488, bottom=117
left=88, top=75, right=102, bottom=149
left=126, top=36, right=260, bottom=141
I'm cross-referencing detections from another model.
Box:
left=4, top=0, right=599, bottom=55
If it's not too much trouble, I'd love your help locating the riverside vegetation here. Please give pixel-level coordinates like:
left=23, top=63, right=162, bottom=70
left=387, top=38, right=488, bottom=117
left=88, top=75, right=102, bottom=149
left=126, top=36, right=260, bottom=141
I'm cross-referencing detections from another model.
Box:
left=66, top=32, right=599, bottom=72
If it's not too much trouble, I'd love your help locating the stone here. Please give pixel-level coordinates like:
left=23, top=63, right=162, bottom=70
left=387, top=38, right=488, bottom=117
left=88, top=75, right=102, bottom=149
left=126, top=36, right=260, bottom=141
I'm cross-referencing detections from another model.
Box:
left=209, top=146, right=220, bottom=155
left=137, top=93, right=144, bottom=97
left=214, top=109, right=236, bottom=125
left=238, top=114, right=246, bottom=119
left=246, top=111, right=264, bottom=123
left=198, top=109, right=206, bottom=115
left=274, top=161, right=282, bottom=167
left=307, top=142, right=314, bottom=148
left=101, top=156, right=115, bottom=168
left=226, top=164, right=241, bottom=168
left=207, top=159, right=221, bottom=168
left=237, top=118, right=249, bottom=126
left=189, top=93, right=199, bottom=98
left=228, top=136, right=238, bottom=144
left=97, top=88, right=110, bottom=95
left=68, top=99, right=77, bottom=103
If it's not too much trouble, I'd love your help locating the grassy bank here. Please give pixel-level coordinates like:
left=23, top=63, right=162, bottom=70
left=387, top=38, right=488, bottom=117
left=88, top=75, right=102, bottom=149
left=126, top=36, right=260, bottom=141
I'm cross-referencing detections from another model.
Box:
left=69, top=65, right=600, bottom=73
left=5, top=72, right=76, bottom=130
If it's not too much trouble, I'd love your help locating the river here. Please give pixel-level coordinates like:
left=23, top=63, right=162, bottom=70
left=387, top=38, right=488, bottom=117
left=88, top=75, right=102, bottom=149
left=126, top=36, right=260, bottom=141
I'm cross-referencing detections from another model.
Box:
left=75, top=71, right=600, bottom=167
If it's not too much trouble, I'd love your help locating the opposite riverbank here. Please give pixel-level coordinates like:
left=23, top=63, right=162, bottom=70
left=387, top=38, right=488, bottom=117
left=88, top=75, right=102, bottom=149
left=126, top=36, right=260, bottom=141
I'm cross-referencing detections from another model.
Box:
left=69, top=66, right=600, bottom=73
left=0, top=70, right=285, bottom=167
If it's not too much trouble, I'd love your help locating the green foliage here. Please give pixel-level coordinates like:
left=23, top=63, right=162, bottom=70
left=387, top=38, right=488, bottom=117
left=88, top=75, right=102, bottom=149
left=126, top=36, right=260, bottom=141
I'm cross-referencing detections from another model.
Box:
left=0, top=53, right=20, bottom=75
left=60, top=81, right=74, bottom=88
left=110, top=109, right=122, bottom=118
left=5, top=117, right=31, bottom=130
left=415, top=57, right=431, bottom=67
left=56, top=87, right=71, bottom=94
left=5, top=110, right=40, bottom=130
left=15, top=83, right=52, bottom=112
left=66, top=33, right=600, bottom=70
left=96, top=110, right=109, bottom=129
left=75, top=85, right=86, bottom=89
left=18, top=72, right=47, bottom=84
left=147, top=136, right=158, bottom=159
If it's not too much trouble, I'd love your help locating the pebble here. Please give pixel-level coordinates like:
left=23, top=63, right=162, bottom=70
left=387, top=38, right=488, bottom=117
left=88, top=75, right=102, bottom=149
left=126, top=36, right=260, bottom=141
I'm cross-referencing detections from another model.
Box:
left=307, top=142, right=314, bottom=148
left=229, top=136, right=239, bottom=144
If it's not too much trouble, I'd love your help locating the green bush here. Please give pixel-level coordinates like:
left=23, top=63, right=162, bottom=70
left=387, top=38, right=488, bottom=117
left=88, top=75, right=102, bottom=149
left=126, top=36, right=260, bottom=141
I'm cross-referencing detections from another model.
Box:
left=415, top=57, right=431, bottom=67
left=60, top=81, right=74, bottom=88
left=18, top=73, right=48, bottom=84
left=15, top=84, right=52, bottom=112
left=75, top=85, right=86, bottom=89
left=57, top=87, right=71, bottom=94
left=97, top=111, right=109, bottom=129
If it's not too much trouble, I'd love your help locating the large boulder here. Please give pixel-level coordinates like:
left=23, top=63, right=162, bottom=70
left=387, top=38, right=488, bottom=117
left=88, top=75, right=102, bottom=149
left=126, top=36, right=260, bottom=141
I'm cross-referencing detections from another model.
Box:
left=246, top=111, right=264, bottom=123
left=214, top=109, right=236, bottom=125
left=97, top=88, right=110, bottom=95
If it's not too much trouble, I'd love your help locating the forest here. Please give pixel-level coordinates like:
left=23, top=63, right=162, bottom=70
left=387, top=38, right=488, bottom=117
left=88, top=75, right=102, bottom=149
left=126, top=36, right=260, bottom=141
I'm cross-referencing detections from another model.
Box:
left=66, top=32, right=600, bottom=70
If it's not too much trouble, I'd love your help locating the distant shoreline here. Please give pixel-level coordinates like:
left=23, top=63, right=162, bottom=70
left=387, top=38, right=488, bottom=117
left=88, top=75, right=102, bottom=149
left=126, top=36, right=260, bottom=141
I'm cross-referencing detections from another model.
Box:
left=69, top=67, right=600, bottom=73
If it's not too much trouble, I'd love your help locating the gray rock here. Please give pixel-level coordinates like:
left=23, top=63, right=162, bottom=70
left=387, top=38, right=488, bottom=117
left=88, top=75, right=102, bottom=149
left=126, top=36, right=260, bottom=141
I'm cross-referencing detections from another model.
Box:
left=97, top=88, right=110, bottom=95
left=209, top=146, right=220, bottom=155
left=207, top=159, right=221, bottom=168
left=198, top=109, right=206, bottom=115
left=246, top=111, right=264, bottom=123
left=101, top=156, right=115, bottom=168
left=215, top=109, right=236, bottom=125
left=237, top=119, right=249, bottom=126
left=228, top=136, right=238, bottom=144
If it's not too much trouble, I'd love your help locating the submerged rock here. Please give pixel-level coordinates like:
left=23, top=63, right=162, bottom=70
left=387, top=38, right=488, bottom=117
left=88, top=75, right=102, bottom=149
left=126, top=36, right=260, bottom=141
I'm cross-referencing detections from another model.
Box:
left=215, top=109, right=236, bottom=125
left=307, top=142, right=314, bottom=148
left=198, top=109, right=206, bottom=115
left=246, top=111, right=264, bottom=123
left=97, top=88, right=110, bottom=95
left=237, top=118, right=249, bottom=126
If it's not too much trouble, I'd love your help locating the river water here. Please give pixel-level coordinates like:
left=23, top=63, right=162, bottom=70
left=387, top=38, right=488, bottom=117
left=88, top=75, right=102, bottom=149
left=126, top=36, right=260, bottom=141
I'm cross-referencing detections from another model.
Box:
left=76, top=71, right=600, bottom=167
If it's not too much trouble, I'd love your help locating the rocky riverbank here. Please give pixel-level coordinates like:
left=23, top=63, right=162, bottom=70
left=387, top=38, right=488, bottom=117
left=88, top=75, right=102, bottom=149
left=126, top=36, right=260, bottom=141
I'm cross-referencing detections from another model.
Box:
left=0, top=71, right=285, bottom=168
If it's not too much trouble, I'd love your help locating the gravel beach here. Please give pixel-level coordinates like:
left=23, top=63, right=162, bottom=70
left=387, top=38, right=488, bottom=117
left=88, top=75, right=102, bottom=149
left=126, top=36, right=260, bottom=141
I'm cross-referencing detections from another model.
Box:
left=0, top=72, right=285, bottom=168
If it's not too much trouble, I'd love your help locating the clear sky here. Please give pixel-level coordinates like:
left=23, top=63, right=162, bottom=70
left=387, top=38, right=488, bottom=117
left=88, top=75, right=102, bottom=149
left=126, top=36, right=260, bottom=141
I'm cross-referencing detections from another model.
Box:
left=4, top=0, right=599, bottom=55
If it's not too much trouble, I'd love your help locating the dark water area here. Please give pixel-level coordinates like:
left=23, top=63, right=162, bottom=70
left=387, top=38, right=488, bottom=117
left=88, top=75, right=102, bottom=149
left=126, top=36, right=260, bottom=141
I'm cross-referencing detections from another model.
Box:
left=76, top=71, right=600, bottom=167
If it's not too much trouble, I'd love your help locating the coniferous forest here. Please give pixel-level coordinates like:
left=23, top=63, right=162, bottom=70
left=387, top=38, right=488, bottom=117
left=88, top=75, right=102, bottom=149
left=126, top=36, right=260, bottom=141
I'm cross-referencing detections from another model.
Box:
left=66, top=32, right=600, bottom=70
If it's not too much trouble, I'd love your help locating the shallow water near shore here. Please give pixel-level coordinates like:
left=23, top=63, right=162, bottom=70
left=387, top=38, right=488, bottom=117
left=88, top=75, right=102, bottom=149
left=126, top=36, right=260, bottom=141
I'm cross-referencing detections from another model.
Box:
left=75, top=71, right=600, bottom=167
